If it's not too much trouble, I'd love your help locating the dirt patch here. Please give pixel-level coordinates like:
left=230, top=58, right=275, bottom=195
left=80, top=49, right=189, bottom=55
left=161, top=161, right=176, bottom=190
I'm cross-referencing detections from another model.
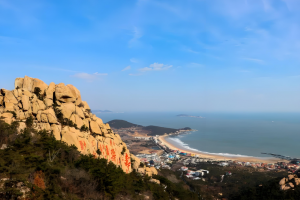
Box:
left=167, top=174, right=180, bottom=183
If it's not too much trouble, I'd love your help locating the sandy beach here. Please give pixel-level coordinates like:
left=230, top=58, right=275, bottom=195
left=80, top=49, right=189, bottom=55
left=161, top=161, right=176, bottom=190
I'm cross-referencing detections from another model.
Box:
left=159, top=135, right=286, bottom=164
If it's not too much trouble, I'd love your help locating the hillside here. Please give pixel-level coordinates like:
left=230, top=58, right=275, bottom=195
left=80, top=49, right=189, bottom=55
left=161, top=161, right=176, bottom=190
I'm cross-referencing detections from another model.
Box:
left=107, top=120, right=192, bottom=136
left=107, top=120, right=142, bottom=129
left=0, top=120, right=198, bottom=199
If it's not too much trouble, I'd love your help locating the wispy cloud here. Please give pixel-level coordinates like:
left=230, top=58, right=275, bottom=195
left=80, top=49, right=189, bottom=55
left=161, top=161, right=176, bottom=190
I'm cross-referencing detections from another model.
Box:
left=130, top=58, right=138, bottom=63
left=183, top=47, right=200, bottom=54
left=242, top=57, right=265, bottom=64
left=72, top=72, right=107, bottom=81
left=122, top=66, right=131, bottom=71
left=128, top=27, right=142, bottom=48
left=139, top=63, right=172, bottom=72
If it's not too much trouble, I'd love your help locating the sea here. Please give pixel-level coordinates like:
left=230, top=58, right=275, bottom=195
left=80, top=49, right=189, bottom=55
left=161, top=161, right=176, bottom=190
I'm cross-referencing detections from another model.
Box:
left=96, top=112, right=300, bottom=159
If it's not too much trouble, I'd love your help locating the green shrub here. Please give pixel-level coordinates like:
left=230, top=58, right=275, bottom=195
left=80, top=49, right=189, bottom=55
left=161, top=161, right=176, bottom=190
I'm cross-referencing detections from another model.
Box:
left=80, top=125, right=89, bottom=132
left=121, top=147, right=126, bottom=155
left=25, top=116, right=33, bottom=128
left=33, top=87, right=44, bottom=100
left=6, top=111, right=17, bottom=118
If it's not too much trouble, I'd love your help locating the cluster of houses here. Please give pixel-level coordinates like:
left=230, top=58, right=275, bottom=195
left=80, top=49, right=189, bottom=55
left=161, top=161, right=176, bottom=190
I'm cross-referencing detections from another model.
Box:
left=156, top=138, right=300, bottom=173
left=180, top=166, right=210, bottom=181
left=135, top=137, right=300, bottom=179
left=136, top=151, right=184, bottom=170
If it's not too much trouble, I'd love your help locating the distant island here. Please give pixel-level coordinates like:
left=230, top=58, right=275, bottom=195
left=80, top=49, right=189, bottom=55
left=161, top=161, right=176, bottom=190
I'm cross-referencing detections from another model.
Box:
left=92, top=110, right=113, bottom=113
left=107, top=119, right=192, bottom=136
left=177, top=114, right=204, bottom=118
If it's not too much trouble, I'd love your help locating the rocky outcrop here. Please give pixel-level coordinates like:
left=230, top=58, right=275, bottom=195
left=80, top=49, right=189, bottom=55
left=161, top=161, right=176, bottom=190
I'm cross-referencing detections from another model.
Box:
left=279, top=174, right=299, bottom=191
left=0, top=76, right=145, bottom=174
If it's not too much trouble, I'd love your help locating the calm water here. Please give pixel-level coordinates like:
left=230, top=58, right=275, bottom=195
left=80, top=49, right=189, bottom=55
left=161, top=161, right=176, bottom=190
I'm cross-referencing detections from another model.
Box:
left=96, top=112, right=300, bottom=158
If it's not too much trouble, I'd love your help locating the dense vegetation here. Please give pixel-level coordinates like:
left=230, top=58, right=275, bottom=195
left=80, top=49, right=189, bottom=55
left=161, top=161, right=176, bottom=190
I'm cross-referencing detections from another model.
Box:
left=0, top=119, right=197, bottom=200
left=107, top=120, right=191, bottom=136
left=230, top=177, right=300, bottom=200
left=107, top=120, right=142, bottom=129
left=177, top=161, right=299, bottom=200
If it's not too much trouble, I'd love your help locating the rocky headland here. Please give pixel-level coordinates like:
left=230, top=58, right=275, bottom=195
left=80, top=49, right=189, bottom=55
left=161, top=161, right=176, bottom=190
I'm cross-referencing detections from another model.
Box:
left=0, top=76, right=157, bottom=176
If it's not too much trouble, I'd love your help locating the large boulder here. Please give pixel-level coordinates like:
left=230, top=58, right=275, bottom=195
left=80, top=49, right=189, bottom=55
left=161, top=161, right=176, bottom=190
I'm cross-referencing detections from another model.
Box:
left=51, top=124, right=61, bottom=140
left=130, top=154, right=141, bottom=170
left=44, top=98, right=53, bottom=107
left=4, top=102, right=14, bottom=112
left=66, top=84, right=82, bottom=106
left=21, top=95, right=30, bottom=111
left=16, top=110, right=25, bottom=120
left=81, top=101, right=90, bottom=110
left=279, top=178, right=286, bottom=185
left=149, top=178, right=160, bottom=184
left=61, top=126, right=81, bottom=150
left=37, top=108, right=57, bottom=124
left=23, top=75, right=34, bottom=92
left=145, top=167, right=158, bottom=176
left=15, top=78, right=24, bottom=89
left=17, top=122, right=27, bottom=133
left=83, top=118, right=90, bottom=129
left=32, top=78, right=48, bottom=95
left=55, top=83, right=77, bottom=103
left=45, top=82, right=55, bottom=99
left=32, top=100, right=46, bottom=114
left=0, top=96, right=3, bottom=106
left=2, top=90, right=18, bottom=104
left=90, top=121, right=101, bottom=134
left=288, top=174, right=295, bottom=181
left=21, top=89, right=32, bottom=97
left=70, top=114, right=84, bottom=128
left=35, top=123, right=51, bottom=131
left=0, top=112, right=14, bottom=124
left=75, top=106, right=85, bottom=119
left=59, top=102, right=75, bottom=119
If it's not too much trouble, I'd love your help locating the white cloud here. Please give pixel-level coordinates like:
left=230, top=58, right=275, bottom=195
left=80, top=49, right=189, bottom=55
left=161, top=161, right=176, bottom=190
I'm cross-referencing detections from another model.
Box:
left=139, top=63, right=172, bottom=72
left=72, top=72, right=107, bottom=81
left=122, top=66, right=131, bottom=71
left=130, top=58, right=138, bottom=63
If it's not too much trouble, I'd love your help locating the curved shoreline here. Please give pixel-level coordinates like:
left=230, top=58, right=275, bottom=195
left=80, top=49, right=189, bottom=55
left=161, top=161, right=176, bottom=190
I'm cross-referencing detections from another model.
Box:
left=158, top=135, right=286, bottom=164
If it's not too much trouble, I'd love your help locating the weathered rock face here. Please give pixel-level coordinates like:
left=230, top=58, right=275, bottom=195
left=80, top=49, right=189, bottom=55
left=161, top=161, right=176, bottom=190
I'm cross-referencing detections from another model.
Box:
left=0, top=76, right=142, bottom=174
left=279, top=174, right=299, bottom=191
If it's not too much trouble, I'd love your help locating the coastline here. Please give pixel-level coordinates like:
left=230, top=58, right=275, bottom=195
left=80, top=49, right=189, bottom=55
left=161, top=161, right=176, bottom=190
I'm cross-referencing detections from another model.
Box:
left=158, top=135, right=286, bottom=164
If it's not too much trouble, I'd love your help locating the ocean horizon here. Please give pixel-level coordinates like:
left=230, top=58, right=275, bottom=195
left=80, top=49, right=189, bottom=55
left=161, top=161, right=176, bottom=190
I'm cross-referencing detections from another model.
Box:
left=96, top=112, right=300, bottom=159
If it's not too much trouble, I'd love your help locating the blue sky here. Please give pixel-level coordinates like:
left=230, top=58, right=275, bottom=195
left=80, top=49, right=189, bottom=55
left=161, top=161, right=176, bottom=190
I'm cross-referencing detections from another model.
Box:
left=0, top=0, right=300, bottom=112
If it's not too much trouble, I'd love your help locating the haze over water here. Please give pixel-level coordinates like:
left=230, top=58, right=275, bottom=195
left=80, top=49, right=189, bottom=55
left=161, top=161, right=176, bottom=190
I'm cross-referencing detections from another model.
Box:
left=97, top=112, right=300, bottom=159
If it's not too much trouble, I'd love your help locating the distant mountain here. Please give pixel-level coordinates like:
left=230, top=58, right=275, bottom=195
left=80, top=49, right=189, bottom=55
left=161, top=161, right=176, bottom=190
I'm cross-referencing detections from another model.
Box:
left=92, top=110, right=113, bottom=113
left=177, top=114, right=204, bottom=118
left=107, top=120, right=192, bottom=136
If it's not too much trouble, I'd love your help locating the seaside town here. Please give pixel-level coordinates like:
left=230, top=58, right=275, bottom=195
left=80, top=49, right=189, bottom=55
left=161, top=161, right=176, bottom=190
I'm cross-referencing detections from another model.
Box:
left=110, top=123, right=300, bottom=188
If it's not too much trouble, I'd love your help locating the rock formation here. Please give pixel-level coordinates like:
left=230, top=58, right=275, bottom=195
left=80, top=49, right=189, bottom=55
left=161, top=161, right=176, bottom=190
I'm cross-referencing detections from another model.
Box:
left=0, top=76, right=156, bottom=175
left=279, top=174, right=300, bottom=191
